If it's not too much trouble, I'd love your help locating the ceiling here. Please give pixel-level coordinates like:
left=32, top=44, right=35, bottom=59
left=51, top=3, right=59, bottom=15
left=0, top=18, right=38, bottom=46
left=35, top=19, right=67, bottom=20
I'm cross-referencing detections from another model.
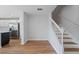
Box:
left=0, top=5, right=57, bottom=15
left=17, top=5, right=57, bottom=14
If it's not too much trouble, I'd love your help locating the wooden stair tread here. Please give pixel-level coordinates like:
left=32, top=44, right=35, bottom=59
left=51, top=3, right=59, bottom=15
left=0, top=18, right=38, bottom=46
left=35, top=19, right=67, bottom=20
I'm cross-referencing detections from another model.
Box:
left=58, top=37, right=72, bottom=39
left=65, top=48, right=79, bottom=51
left=63, top=37, right=72, bottom=39
left=64, top=42, right=77, bottom=44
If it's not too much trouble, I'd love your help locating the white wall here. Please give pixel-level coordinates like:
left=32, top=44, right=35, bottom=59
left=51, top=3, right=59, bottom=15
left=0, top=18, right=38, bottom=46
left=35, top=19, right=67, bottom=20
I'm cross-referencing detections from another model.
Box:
left=57, top=5, right=79, bottom=43
left=0, top=6, right=22, bottom=18
left=23, top=12, right=29, bottom=43
left=28, top=14, right=49, bottom=40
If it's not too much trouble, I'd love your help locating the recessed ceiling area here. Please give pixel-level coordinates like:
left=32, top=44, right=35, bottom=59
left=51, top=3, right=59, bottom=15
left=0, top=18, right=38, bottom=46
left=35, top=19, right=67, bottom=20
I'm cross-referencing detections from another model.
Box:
left=0, top=5, right=57, bottom=15
left=17, top=5, right=57, bottom=14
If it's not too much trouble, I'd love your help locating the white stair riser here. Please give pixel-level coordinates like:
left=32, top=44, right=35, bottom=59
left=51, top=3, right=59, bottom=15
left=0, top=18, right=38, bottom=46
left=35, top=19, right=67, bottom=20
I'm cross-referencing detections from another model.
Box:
left=63, top=40, right=75, bottom=42
left=64, top=44, right=79, bottom=48
left=58, top=35, right=70, bottom=37
left=64, top=52, right=79, bottom=54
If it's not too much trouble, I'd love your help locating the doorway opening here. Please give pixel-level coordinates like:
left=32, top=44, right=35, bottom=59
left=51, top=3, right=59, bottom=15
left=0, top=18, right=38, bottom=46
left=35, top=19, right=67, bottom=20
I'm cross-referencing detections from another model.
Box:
left=9, top=23, right=20, bottom=39
left=9, top=22, right=20, bottom=47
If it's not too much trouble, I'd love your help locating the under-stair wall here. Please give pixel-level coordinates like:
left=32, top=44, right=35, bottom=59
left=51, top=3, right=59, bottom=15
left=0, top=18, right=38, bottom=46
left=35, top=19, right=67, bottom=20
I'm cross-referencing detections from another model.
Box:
left=48, top=18, right=63, bottom=54
left=52, top=5, right=65, bottom=25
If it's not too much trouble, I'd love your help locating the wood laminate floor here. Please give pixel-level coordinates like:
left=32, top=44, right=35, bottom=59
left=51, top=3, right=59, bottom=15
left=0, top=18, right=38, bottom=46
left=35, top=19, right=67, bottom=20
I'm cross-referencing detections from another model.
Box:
left=0, top=39, right=55, bottom=54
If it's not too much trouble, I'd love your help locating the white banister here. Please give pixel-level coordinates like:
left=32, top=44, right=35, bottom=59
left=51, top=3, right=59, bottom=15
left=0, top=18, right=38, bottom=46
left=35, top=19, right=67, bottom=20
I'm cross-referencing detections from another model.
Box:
left=48, top=14, right=64, bottom=54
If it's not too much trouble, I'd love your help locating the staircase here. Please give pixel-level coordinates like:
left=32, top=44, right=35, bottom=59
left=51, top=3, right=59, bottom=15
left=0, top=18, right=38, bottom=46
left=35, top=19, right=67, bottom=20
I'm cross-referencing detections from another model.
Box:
left=62, top=31, right=79, bottom=54
left=50, top=17, right=79, bottom=54
left=51, top=5, right=79, bottom=54
left=50, top=17, right=79, bottom=53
